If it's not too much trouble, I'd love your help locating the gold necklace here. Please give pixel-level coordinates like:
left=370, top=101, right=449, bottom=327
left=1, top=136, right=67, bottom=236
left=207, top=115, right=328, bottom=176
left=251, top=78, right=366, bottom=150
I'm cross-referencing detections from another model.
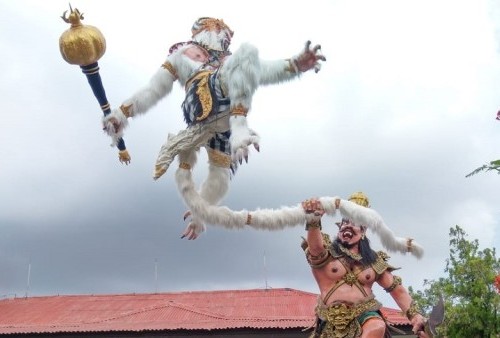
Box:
left=338, top=244, right=362, bottom=261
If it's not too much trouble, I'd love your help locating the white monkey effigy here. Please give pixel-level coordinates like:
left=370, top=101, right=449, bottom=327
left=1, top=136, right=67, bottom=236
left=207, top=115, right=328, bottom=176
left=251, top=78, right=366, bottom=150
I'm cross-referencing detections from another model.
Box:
left=102, top=17, right=326, bottom=239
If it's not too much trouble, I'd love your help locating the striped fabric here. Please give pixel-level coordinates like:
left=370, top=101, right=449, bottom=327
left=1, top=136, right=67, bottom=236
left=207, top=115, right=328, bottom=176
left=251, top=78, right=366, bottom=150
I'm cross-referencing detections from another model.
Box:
left=182, top=69, right=229, bottom=125
left=181, top=69, right=233, bottom=171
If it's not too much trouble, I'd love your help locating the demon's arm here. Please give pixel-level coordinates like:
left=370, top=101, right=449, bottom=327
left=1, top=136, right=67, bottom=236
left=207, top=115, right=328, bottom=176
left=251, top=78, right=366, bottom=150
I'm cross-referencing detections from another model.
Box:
left=378, top=269, right=428, bottom=336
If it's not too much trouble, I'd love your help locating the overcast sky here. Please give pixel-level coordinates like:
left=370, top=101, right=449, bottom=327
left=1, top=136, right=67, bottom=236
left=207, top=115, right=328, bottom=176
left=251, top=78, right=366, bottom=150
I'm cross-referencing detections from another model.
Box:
left=1, top=0, right=499, bottom=309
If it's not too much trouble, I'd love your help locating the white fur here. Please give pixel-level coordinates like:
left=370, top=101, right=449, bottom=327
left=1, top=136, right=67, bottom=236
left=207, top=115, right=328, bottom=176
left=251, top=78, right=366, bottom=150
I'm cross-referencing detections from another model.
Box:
left=187, top=164, right=230, bottom=236
left=102, top=108, right=128, bottom=146
left=175, top=173, right=424, bottom=258
left=336, top=200, right=424, bottom=258
left=199, top=164, right=230, bottom=204
left=175, top=168, right=319, bottom=230
left=177, top=149, right=198, bottom=167
left=124, top=68, right=176, bottom=117
left=220, top=43, right=260, bottom=108
left=259, top=59, right=298, bottom=85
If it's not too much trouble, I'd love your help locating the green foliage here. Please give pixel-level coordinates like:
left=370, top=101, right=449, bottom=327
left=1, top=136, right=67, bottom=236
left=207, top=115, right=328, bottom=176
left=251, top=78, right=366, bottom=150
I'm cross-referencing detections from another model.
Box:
left=466, top=159, right=500, bottom=178
left=409, top=225, right=500, bottom=337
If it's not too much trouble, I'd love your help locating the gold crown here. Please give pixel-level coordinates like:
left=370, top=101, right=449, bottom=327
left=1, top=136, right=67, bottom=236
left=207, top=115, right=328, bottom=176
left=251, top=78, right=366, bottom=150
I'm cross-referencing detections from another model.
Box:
left=191, top=17, right=234, bottom=38
left=348, top=192, right=370, bottom=208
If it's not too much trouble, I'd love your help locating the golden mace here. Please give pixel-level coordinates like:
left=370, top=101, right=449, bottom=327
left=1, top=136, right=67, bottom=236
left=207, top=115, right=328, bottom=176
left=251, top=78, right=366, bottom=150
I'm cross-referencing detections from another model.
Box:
left=59, top=5, right=130, bottom=164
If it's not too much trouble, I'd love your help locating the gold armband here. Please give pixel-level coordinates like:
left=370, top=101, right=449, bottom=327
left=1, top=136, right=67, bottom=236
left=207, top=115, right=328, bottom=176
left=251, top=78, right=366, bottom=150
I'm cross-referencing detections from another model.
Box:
left=230, top=104, right=248, bottom=117
left=161, top=61, right=178, bottom=79
left=384, top=275, right=402, bottom=292
left=120, top=104, right=133, bottom=118
left=405, top=300, right=422, bottom=320
left=285, top=58, right=299, bottom=74
left=179, top=162, right=192, bottom=170
left=300, top=232, right=333, bottom=268
left=406, top=238, right=414, bottom=253
left=305, top=248, right=331, bottom=269
left=207, top=148, right=231, bottom=169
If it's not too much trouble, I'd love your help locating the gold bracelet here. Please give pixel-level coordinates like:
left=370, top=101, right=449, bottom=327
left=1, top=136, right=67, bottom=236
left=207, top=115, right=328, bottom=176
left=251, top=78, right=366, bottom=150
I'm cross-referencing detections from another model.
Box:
left=406, top=238, right=414, bottom=252
left=305, top=220, right=322, bottom=231
left=405, top=300, right=422, bottom=320
left=335, top=198, right=341, bottom=209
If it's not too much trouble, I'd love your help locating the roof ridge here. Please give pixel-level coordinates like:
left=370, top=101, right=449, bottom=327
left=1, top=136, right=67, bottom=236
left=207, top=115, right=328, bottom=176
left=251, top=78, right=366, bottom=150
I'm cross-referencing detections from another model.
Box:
left=85, top=300, right=314, bottom=325
left=82, top=301, right=230, bottom=325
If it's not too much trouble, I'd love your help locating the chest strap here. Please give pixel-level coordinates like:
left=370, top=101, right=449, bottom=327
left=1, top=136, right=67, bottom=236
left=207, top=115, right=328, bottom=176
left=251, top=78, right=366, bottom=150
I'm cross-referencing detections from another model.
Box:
left=322, top=260, right=369, bottom=303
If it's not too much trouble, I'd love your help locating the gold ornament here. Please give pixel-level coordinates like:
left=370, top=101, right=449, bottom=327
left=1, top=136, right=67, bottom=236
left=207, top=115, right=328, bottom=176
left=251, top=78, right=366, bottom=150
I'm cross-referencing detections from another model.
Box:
left=348, top=192, right=370, bottom=208
left=118, top=150, right=131, bottom=165
left=59, top=5, right=106, bottom=66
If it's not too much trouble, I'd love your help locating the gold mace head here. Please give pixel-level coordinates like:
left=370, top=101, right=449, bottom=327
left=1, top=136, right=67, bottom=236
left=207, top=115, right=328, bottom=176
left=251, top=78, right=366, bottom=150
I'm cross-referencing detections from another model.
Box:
left=59, top=5, right=106, bottom=66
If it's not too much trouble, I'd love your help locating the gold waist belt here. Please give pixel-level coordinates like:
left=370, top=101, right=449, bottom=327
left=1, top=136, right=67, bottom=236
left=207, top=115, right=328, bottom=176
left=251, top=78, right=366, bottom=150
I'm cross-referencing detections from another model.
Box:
left=316, top=298, right=381, bottom=338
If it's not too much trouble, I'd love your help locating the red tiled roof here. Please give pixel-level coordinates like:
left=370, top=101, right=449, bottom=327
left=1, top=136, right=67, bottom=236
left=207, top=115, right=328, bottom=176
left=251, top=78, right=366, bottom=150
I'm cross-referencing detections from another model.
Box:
left=380, top=306, right=411, bottom=326
left=0, top=288, right=410, bottom=335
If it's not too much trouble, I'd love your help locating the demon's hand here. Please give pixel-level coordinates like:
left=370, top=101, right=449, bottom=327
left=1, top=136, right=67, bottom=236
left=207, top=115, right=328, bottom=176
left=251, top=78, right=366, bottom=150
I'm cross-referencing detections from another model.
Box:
left=302, top=198, right=326, bottom=226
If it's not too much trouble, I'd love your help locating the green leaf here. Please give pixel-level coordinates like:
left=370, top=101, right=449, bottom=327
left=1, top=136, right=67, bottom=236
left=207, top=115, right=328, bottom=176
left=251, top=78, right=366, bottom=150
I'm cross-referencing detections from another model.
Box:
left=411, top=225, right=500, bottom=337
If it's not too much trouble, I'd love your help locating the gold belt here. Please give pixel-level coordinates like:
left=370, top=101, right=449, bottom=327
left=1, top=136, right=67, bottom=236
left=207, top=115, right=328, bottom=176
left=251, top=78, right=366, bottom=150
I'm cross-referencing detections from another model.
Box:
left=316, top=298, right=380, bottom=338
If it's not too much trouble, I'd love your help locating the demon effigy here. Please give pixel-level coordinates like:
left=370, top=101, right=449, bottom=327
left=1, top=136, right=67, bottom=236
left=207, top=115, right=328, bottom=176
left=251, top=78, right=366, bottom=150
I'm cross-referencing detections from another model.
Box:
left=96, top=17, right=325, bottom=239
